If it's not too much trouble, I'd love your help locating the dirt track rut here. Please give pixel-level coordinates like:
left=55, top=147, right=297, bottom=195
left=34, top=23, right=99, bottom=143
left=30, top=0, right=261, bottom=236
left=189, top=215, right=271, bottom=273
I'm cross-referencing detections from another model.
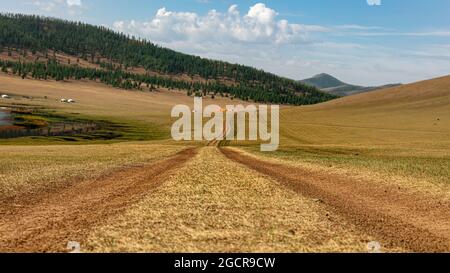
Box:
left=221, top=148, right=450, bottom=252
left=85, top=147, right=374, bottom=252
left=0, top=148, right=197, bottom=253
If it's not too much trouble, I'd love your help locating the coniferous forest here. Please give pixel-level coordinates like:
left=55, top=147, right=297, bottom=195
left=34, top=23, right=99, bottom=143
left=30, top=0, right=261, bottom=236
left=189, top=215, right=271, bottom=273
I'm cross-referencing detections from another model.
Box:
left=0, top=13, right=337, bottom=105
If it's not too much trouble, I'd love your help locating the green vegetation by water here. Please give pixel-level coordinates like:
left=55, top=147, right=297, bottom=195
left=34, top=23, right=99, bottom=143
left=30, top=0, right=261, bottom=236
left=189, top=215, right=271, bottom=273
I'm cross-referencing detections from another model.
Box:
left=1, top=109, right=169, bottom=145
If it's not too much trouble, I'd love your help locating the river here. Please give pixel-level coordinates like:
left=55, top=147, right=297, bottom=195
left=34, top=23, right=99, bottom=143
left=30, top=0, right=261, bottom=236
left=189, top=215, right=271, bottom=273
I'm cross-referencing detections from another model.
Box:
left=0, top=109, right=12, bottom=126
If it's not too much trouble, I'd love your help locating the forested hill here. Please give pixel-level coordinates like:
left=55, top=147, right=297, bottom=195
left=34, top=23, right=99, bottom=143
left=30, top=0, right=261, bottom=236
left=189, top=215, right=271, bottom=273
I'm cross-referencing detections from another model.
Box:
left=0, top=13, right=337, bottom=105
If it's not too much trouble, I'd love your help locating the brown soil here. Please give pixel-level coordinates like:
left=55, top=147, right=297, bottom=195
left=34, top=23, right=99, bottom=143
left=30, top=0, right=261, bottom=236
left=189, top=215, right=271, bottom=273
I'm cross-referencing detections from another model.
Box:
left=0, top=148, right=197, bottom=253
left=221, top=148, right=450, bottom=252
left=85, top=147, right=375, bottom=253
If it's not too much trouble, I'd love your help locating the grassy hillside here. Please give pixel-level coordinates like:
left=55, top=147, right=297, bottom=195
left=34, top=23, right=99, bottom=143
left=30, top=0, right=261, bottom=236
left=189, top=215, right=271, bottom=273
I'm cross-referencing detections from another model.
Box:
left=1, top=39, right=449, bottom=253
left=240, top=75, right=450, bottom=186
left=226, top=75, right=450, bottom=149
left=0, top=73, right=250, bottom=144
left=0, top=13, right=336, bottom=105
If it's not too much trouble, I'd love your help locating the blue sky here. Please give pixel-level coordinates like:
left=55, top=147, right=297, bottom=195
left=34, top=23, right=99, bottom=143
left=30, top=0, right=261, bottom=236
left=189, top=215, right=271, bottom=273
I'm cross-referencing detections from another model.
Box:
left=1, top=0, right=450, bottom=85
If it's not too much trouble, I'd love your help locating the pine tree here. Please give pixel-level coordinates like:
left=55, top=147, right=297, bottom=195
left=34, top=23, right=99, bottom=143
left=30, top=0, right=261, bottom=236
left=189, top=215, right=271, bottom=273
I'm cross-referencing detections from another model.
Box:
left=0, top=13, right=337, bottom=105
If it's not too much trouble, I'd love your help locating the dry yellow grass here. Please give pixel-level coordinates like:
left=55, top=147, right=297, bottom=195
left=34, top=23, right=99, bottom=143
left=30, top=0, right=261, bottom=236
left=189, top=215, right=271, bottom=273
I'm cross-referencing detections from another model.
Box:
left=234, top=75, right=450, bottom=190
left=0, top=72, right=448, bottom=253
left=280, top=75, right=450, bottom=148
left=231, top=147, right=450, bottom=203
left=0, top=73, right=248, bottom=201
left=0, top=142, right=185, bottom=199
left=84, top=147, right=395, bottom=253
left=0, top=73, right=242, bottom=128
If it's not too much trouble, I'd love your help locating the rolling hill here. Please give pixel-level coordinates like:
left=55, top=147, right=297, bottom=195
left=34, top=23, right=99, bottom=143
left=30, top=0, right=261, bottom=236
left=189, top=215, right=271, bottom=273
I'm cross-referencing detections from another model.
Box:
left=300, top=73, right=400, bottom=96
left=0, top=13, right=336, bottom=105
left=1, top=28, right=449, bottom=252
left=278, top=74, right=450, bottom=155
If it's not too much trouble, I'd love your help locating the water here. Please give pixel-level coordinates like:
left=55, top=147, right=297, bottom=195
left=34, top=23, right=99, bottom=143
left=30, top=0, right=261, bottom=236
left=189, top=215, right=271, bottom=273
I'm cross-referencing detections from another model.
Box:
left=0, top=109, right=12, bottom=126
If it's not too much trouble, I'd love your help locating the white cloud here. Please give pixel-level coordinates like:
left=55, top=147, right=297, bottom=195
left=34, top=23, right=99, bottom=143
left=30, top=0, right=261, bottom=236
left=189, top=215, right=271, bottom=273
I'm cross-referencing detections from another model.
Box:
left=336, top=24, right=382, bottom=30
left=111, top=3, right=450, bottom=86
left=30, top=0, right=83, bottom=13
left=228, top=4, right=239, bottom=15
left=66, top=0, right=82, bottom=7
left=2, top=1, right=447, bottom=85
left=246, top=3, right=277, bottom=24
left=113, top=3, right=328, bottom=45
left=367, top=0, right=382, bottom=6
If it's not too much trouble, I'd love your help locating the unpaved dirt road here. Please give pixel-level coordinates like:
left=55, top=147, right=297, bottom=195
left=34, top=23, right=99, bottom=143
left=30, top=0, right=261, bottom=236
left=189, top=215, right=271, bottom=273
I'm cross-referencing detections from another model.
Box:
left=85, top=147, right=374, bottom=253
left=221, top=148, right=450, bottom=252
left=0, top=148, right=197, bottom=253
left=1, top=145, right=449, bottom=253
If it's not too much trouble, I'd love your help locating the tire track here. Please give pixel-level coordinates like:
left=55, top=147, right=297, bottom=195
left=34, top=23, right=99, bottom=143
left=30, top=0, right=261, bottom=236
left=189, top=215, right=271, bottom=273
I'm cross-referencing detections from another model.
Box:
left=85, top=147, right=374, bottom=253
left=0, top=148, right=197, bottom=253
left=221, top=147, right=450, bottom=252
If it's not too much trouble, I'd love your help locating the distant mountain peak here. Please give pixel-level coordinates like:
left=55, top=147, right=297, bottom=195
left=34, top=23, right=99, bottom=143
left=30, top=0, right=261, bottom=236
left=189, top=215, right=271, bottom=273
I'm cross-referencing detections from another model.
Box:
left=301, top=73, right=346, bottom=90
left=300, top=73, right=401, bottom=97
left=314, top=73, right=334, bottom=78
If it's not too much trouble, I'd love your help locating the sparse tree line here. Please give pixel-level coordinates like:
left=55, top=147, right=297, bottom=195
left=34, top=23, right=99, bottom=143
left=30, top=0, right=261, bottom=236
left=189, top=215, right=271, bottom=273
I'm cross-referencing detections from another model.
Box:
left=0, top=13, right=337, bottom=105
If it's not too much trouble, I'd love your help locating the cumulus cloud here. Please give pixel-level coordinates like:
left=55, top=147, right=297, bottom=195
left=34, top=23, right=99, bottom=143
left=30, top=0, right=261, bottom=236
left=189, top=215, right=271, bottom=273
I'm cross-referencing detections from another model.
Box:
left=113, top=3, right=328, bottom=45
left=367, top=0, right=381, bottom=6
left=111, top=2, right=450, bottom=86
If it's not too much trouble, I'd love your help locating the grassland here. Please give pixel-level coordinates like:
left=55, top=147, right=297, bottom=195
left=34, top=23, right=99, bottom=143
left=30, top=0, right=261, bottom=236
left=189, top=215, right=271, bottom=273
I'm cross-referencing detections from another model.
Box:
left=85, top=147, right=386, bottom=253
left=1, top=73, right=449, bottom=253
left=1, top=72, right=448, bottom=198
left=0, top=72, right=248, bottom=201
left=235, top=76, right=450, bottom=189
left=0, top=73, right=245, bottom=144
left=0, top=141, right=187, bottom=200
